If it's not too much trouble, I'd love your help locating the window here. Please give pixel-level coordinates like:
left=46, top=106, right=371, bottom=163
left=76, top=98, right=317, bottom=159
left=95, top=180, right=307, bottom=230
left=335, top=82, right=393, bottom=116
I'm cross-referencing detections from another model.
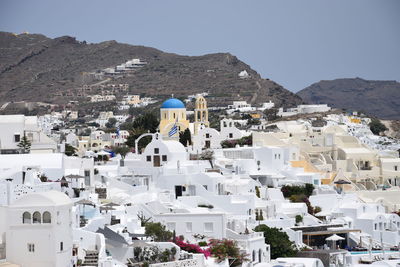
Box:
left=162, top=155, right=167, bottom=161
left=84, top=170, right=90, bottom=186
left=23, top=212, right=31, bottom=224
left=229, top=133, right=233, bottom=138
left=60, top=242, right=63, bottom=251
left=395, top=166, right=398, bottom=171
left=205, top=133, right=210, bottom=138
left=186, top=222, right=192, bottom=232
left=14, top=134, right=20, bottom=142
left=32, top=211, right=41, bottom=224
left=374, top=223, right=377, bottom=230
left=43, top=211, right=51, bottom=223
left=173, top=113, right=176, bottom=119
left=204, top=222, right=213, bottom=232
left=154, top=148, right=159, bottom=154
left=28, top=243, right=35, bottom=252
left=146, top=156, right=151, bottom=162
left=166, top=222, right=176, bottom=231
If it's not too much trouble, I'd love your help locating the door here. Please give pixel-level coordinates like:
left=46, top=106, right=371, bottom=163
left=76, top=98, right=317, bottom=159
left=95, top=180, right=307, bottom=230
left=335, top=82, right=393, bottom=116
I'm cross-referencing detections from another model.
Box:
left=175, top=185, right=183, bottom=199
left=153, top=155, right=160, bottom=167
left=205, top=140, right=211, bottom=148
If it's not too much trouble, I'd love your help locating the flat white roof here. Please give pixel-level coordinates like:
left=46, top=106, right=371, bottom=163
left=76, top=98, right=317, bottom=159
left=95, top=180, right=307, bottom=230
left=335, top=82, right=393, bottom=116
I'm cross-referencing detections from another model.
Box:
left=0, top=153, right=63, bottom=170
left=340, top=147, right=373, bottom=154
left=11, top=190, right=72, bottom=207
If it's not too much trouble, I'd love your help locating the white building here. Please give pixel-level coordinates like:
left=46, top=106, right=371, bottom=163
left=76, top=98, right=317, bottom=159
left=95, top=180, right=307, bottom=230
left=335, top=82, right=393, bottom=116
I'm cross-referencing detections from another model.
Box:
left=238, top=70, right=250, bottom=79
left=0, top=115, right=58, bottom=154
left=3, top=191, right=74, bottom=267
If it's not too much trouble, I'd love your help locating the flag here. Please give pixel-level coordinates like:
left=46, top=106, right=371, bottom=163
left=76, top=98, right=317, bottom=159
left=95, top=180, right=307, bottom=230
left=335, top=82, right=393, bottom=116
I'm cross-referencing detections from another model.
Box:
left=168, top=124, right=178, bottom=137
left=116, top=126, right=120, bottom=137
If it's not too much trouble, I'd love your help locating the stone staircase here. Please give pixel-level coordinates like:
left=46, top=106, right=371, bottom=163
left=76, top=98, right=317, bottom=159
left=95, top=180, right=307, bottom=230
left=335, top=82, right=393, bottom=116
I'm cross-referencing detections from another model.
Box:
left=81, top=250, right=99, bottom=266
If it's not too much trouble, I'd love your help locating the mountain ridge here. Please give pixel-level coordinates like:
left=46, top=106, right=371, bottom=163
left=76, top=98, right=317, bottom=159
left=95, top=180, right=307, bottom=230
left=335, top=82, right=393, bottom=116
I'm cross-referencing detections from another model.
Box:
left=297, top=77, right=400, bottom=120
left=0, top=31, right=302, bottom=109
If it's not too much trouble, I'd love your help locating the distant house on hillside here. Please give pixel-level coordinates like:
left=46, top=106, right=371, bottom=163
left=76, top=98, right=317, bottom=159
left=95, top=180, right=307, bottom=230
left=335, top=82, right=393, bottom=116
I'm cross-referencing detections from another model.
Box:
left=238, top=70, right=250, bottom=79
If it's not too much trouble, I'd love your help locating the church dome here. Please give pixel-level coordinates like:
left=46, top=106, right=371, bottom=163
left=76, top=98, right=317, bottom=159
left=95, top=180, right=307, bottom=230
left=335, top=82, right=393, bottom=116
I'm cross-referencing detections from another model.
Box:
left=161, top=98, right=185, bottom=109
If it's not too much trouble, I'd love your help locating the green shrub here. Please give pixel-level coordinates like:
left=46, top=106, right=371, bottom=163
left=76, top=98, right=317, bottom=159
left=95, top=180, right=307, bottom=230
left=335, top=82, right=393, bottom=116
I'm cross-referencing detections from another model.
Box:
left=281, top=184, right=314, bottom=198
left=198, top=241, right=208, bottom=247
left=369, top=118, right=388, bottom=135
left=254, top=225, right=297, bottom=259
left=295, top=215, right=303, bottom=224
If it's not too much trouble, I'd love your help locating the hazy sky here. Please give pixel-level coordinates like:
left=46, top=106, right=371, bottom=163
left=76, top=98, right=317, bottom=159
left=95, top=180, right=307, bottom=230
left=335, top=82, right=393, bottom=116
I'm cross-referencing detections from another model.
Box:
left=1, top=0, right=399, bottom=92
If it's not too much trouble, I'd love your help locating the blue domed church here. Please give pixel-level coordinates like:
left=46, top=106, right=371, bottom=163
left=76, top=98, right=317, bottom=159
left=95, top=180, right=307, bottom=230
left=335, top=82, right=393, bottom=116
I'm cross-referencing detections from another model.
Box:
left=159, top=98, right=190, bottom=138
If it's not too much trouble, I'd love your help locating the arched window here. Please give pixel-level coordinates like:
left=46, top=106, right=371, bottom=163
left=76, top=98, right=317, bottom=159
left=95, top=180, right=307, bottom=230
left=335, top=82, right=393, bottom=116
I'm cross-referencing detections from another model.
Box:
left=259, top=249, right=262, bottom=262
left=32, top=211, right=41, bottom=224
left=43, top=211, right=51, bottom=223
left=252, top=250, right=256, bottom=262
left=23, top=212, right=31, bottom=224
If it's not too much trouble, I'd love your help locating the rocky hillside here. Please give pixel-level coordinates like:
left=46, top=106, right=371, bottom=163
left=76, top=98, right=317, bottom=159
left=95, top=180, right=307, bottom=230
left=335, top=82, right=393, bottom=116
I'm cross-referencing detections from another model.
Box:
left=297, top=78, right=400, bottom=120
left=0, top=32, right=302, bottom=109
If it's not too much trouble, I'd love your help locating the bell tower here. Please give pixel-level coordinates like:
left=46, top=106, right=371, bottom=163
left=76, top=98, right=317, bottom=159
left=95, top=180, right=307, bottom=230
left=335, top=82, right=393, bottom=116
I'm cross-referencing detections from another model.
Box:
left=194, top=95, right=209, bottom=135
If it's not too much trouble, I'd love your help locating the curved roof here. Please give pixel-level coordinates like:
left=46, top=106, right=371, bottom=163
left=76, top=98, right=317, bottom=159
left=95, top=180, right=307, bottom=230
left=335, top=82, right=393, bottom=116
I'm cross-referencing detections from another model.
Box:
left=161, top=98, right=185, bottom=109
left=162, top=140, right=186, bottom=154
left=11, top=191, right=73, bottom=207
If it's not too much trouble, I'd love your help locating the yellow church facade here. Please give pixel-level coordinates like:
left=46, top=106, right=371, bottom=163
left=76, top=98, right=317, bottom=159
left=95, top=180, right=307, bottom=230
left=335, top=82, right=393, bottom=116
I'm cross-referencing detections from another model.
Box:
left=159, top=98, right=190, bottom=138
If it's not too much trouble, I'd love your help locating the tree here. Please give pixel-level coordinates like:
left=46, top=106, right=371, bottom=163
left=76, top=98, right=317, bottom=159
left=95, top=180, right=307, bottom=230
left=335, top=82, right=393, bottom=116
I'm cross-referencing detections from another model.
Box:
left=65, top=144, right=77, bottom=156
left=295, top=215, right=303, bottom=225
left=124, top=112, right=159, bottom=152
left=199, top=150, right=214, bottom=168
left=18, top=134, right=31, bottom=153
left=369, top=118, right=388, bottom=135
left=254, top=224, right=297, bottom=259
left=263, top=108, right=279, bottom=121
left=105, top=118, right=117, bottom=129
left=112, top=145, right=130, bottom=159
left=125, top=128, right=152, bottom=152
left=144, top=222, right=173, bottom=242
left=179, top=128, right=192, bottom=147
left=137, top=212, right=152, bottom=227
left=132, top=112, right=159, bottom=133
left=281, top=184, right=314, bottom=198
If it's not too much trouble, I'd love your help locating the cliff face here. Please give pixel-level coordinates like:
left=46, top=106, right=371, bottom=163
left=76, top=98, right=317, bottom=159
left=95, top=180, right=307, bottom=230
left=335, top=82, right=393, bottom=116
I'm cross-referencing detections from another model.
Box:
left=0, top=32, right=302, bottom=108
left=297, top=78, right=400, bottom=120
